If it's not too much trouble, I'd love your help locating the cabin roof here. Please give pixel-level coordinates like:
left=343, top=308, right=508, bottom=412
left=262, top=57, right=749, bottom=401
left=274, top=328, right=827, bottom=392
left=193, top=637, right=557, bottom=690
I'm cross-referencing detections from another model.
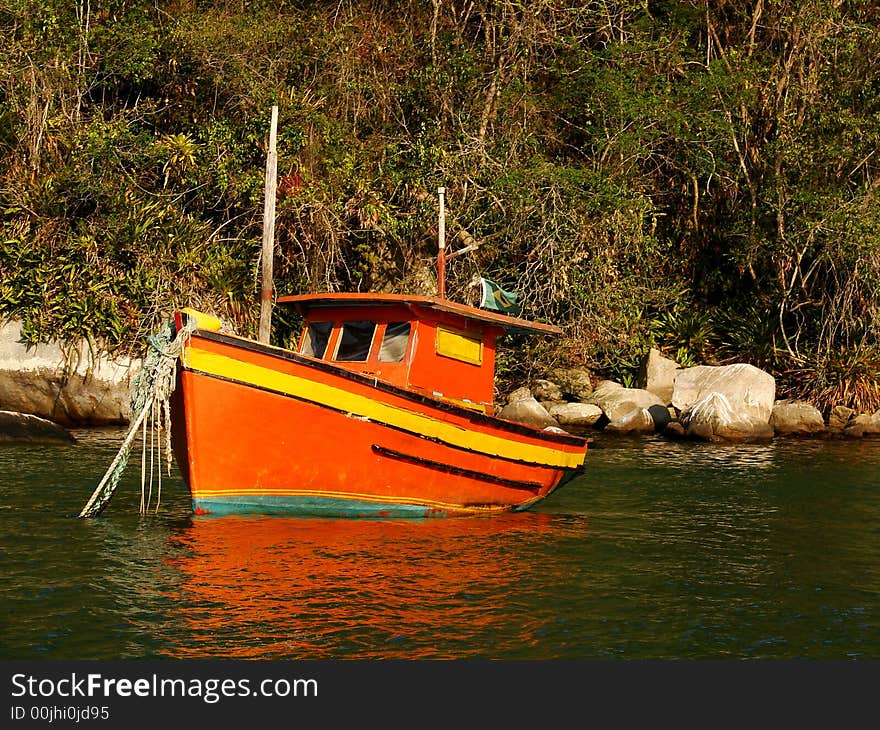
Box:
left=277, top=292, right=563, bottom=336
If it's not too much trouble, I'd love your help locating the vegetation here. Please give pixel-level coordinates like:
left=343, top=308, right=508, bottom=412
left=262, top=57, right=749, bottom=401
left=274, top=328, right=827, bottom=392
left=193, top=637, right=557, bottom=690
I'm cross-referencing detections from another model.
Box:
left=1, top=1, right=879, bottom=411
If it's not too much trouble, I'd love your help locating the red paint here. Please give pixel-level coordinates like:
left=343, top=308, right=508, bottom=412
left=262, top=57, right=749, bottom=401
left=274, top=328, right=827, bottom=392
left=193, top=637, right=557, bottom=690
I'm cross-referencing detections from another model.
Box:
left=172, top=293, right=588, bottom=517
left=292, top=301, right=499, bottom=412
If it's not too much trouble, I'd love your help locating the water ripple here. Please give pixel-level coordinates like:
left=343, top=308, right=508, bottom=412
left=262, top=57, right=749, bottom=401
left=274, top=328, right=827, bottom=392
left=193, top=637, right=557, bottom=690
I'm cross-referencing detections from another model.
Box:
left=2, top=433, right=880, bottom=658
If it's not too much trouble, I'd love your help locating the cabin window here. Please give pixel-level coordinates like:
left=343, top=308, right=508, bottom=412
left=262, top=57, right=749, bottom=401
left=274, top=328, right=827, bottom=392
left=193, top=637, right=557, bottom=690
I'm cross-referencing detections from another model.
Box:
left=435, top=326, right=483, bottom=365
left=335, top=321, right=377, bottom=361
left=378, top=322, right=411, bottom=362
left=301, top=322, right=333, bottom=358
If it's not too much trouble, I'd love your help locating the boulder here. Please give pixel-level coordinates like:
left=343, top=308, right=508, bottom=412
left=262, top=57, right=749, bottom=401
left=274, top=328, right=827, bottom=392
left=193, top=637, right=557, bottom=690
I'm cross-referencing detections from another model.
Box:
left=636, top=348, right=680, bottom=405
left=499, top=389, right=559, bottom=429
left=851, top=411, right=880, bottom=435
left=647, top=403, right=672, bottom=431
left=662, top=421, right=687, bottom=439
left=843, top=423, right=866, bottom=439
left=604, top=407, right=656, bottom=434
left=546, top=367, right=593, bottom=401
left=588, top=380, right=665, bottom=423
left=532, top=379, right=564, bottom=402
left=680, top=392, right=774, bottom=442
left=539, top=399, right=568, bottom=412
left=0, top=320, right=139, bottom=426
left=547, top=402, right=604, bottom=428
left=770, top=400, right=825, bottom=436
left=672, top=363, right=775, bottom=424
left=0, top=410, right=76, bottom=443
left=505, top=386, right=533, bottom=404
left=543, top=425, right=571, bottom=436
left=827, top=406, right=855, bottom=431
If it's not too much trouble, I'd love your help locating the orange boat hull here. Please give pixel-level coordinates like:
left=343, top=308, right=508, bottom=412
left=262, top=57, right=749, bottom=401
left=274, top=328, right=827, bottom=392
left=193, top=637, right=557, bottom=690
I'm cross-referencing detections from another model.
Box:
left=171, top=330, right=587, bottom=517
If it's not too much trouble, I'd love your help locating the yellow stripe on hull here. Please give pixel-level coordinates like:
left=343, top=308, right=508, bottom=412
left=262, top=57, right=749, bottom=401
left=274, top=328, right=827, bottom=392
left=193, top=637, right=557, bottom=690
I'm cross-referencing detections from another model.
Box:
left=184, top=346, right=584, bottom=469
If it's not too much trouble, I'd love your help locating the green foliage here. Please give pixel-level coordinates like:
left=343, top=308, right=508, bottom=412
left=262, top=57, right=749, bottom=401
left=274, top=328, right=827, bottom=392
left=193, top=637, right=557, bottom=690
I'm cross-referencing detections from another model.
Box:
left=647, top=299, right=718, bottom=368
left=0, top=0, right=878, bottom=410
left=785, top=345, right=880, bottom=415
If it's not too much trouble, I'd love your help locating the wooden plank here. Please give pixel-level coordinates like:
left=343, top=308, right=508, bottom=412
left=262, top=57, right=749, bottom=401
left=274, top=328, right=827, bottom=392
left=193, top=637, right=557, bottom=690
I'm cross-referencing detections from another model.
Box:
left=258, top=105, right=279, bottom=344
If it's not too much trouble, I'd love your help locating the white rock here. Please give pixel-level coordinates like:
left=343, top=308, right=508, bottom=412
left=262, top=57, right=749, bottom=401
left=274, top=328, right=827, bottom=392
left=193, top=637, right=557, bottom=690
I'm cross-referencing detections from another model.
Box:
left=637, top=348, right=680, bottom=405
left=0, top=319, right=140, bottom=425
left=770, top=400, right=825, bottom=435
left=547, top=402, right=604, bottom=428
left=672, top=363, right=775, bottom=424
left=589, top=381, right=665, bottom=422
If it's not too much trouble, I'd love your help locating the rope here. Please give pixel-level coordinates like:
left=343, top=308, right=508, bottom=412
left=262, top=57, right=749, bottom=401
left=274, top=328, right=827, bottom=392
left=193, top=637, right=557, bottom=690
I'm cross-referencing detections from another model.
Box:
left=78, top=317, right=196, bottom=518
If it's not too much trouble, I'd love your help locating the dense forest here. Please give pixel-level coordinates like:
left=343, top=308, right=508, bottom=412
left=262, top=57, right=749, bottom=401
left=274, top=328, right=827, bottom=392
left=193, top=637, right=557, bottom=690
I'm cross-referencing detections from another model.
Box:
left=1, top=1, right=879, bottom=410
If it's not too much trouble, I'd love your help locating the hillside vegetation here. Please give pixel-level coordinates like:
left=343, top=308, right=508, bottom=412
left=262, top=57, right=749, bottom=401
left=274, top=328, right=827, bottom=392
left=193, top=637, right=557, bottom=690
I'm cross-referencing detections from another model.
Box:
left=1, top=1, right=879, bottom=410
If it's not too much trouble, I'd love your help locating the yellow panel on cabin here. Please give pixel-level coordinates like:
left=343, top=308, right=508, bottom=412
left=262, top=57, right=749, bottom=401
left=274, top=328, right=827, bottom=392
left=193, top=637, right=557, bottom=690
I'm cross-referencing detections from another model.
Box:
left=435, top=326, right=483, bottom=365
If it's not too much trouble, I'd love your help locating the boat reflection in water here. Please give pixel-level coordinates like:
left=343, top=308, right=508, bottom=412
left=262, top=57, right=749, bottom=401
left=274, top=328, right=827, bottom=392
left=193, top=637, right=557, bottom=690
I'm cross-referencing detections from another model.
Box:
left=161, top=512, right=577, bottom=659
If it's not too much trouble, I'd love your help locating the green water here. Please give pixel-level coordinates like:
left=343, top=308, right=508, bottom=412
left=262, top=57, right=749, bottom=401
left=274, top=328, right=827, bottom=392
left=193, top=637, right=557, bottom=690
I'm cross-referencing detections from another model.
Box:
left=1, top=429, right=878, bottom=659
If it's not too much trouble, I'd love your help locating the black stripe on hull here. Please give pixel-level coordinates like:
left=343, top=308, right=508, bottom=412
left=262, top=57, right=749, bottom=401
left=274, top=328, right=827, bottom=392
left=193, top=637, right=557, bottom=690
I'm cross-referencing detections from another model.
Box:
left=371, top=445, right=546, bottom=492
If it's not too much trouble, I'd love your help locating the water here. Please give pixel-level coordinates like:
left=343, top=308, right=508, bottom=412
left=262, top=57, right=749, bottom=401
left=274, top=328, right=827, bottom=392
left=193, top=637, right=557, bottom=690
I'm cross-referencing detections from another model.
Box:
left=1, top=429, right=878, bottom=659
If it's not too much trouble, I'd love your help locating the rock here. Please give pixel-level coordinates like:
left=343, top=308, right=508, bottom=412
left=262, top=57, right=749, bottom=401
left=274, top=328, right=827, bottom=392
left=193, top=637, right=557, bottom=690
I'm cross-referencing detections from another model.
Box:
left=662, top=421, right=687, bottom=439
left=547, top=402, right=604, bottom=428
left=506, top=386, right=533, bottom=404
left=0, top=411, right=76, bottom=443
left=672, top=363, right=775, bottom=424
left=827, top=406, right=855, bottom=431
left=588, top=380, right=665, bottom=423
left=546, top=367, right=593, bottom=401
left=647, top=403, right=672, bottom=431
left=0, top=320, right=139, bottom=426
left=543, top=425, right=570, bottom=435
left=539, top=399, right=568, bottom=412
left=637, top=348, right=680, bottom=405
left=499, top=393, right=559, bottom=429
left=843, top=423, right=866, bottom=439
left=770, top=400, right=825, bottom=436
left=680, top=392, right=774, bottom=442
left=851, top=411, right=880, bottom=434
left=604, top=407, right=656, bottom=434
left=532, top=379, right=563, bottom=402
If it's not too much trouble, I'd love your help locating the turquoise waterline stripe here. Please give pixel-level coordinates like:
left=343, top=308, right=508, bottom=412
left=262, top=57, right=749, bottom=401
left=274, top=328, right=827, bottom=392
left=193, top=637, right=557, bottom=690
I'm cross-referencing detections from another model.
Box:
left=192, top=495, right=458, bottom=518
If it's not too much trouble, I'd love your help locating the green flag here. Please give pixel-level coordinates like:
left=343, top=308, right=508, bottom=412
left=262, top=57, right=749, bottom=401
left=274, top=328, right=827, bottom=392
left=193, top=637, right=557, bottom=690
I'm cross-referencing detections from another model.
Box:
left=479, top=277, right=520, bottom=315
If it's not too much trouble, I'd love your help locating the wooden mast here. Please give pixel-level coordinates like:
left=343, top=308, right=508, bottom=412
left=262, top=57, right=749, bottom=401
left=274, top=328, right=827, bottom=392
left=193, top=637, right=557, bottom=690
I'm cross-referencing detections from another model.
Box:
left=437, top=186, right=446, bottom=299
left=258, top=105, right=278, bottom=344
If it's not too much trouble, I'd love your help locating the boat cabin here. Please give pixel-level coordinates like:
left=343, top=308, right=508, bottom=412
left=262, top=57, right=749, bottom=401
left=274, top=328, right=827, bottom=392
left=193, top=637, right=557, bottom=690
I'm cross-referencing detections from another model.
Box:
left=278, top=293, right=561, bottom=415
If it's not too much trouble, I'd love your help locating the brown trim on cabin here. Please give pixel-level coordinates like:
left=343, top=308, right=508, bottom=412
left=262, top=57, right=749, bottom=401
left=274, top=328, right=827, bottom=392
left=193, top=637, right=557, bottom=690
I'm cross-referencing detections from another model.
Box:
left=276, top=292, right=563, bottom=336
left=191, top=329, right=587, bottom=447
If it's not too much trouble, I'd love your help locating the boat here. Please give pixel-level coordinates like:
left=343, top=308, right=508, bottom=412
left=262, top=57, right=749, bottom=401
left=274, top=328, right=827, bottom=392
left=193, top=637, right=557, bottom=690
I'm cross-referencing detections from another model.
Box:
left=78, top=186, right=587, bottom=520
left=169, top=289, right=589, bottom=517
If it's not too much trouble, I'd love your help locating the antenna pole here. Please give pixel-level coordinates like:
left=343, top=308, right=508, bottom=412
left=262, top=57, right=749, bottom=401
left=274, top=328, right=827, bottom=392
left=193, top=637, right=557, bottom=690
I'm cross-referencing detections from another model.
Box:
left=437, top=186, right=446, bottom=299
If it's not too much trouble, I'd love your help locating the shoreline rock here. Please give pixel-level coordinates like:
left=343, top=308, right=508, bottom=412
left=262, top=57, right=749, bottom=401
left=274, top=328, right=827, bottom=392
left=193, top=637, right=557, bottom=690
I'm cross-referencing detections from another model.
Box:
left=637, top=348, right=680, bottom=405
left=498, top=387, right=559, bottom=429
left=770, top=400, right=825, bottom=436
left=0, top=320, right=139, bottom=426
left=680, top=392, right=775, bottom=442
left=587, top=381, right=666, bottom=423
left=505, top=360, right=879, bottom=444
left=0, top=410, right=76, bottom=443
